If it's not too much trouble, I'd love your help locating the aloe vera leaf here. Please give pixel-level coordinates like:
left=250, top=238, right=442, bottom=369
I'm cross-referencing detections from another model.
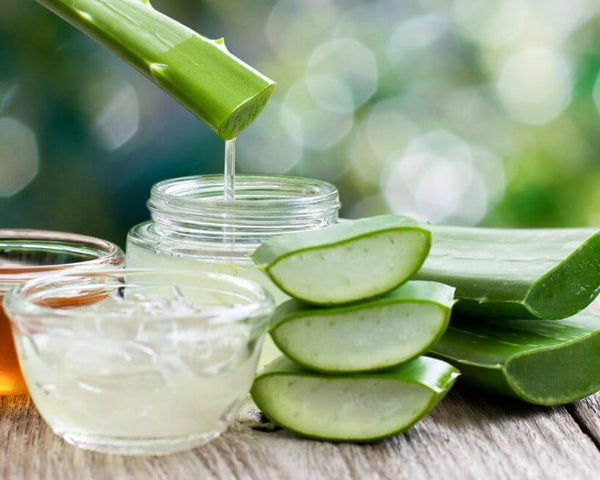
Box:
left=252, top=215, right=431, bottom=306
left=270, top=281, right=455, bottom=373
left=416, top=226, right=600, bottom=319
left=430, top=313, right=600, bottom=405
left=37, top=0, right=276, bottom=139
left=251, top=355, right=458, bottom=442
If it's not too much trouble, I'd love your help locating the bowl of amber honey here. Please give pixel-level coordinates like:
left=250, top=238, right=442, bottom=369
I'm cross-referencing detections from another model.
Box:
left=0, top=229, right=124, bottom=395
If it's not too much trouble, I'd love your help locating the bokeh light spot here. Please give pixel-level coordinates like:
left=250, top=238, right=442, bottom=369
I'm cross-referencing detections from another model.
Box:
left=0, top=117, right=39, bottom=197
left=530, top=0, right=592, bottom=43
left=381, top=130, right=504, bottom=225
left=237, top=101, right=302, bottom=174
left=306, top=38, right=377, bottom=111
left=282, top=80, right=354, bottom=151
left=305, top=74, right=355, bottom=114
left=452, top=0, right=532, bottom=47
left=0, top=84, right=18, bottom=112
left=348, top=101, right=420, bottom=187
left=496, top=46, right=571, bottom=125
left=365, top=102, right=420, bottom=159
left=265, top=0, right=339, bottom=64
left=91, top=83, right=139, bottom=151
left=388, top=14, right=446, bottom=64
left=593, top=69, right=600, bottom=118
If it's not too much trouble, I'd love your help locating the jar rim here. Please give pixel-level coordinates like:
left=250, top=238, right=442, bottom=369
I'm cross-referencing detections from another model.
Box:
left=140, top=175, right=340, bottom=258
left=0, top=229, right=124, bottom=292
left=149, top=174, right=340, bottom=214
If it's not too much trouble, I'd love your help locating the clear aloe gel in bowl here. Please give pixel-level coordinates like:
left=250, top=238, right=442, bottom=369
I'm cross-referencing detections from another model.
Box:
left=4, top=269, right=274, bottom=455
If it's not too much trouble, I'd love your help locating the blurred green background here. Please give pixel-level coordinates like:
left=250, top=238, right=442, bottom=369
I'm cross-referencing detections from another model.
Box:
left=1, top=0, right=600, bottom=247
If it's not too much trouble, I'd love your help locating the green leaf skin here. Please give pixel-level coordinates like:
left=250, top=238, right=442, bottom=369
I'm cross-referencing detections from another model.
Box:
left=431, top=313, right=600, bottom=405
left=36, top=0, right=276, bottom=139
left=416, top=226, right=600, bottom=319
left=270, top=281, right=455, bottom=373
left=251, top=356, right=459, bottom=442
left=252, top=215, right=431, bottom=306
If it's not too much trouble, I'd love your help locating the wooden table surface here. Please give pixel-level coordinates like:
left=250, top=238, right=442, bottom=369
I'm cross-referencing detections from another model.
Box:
left=2, top=386, right=600, bottom=480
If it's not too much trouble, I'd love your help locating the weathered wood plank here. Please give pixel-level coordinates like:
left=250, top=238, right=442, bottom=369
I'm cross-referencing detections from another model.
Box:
left=1, top=387, right=599, bottom=480
left=569, top=393, right=600, bottom=447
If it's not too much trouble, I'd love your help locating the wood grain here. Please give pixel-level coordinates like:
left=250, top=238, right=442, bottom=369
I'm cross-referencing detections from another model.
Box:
left=1, top=386, right=599, bottom=480
left=569, top=393, right=600, bottom=447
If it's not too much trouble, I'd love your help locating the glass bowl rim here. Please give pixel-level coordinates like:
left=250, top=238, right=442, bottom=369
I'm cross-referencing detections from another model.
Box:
left=4, top=268, right=275, bottom=325
left=0, top=229, right=124, bottom=289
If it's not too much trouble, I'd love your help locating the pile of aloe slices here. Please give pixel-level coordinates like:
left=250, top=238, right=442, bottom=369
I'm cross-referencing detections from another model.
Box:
left=251, top=215, right=459, bottom=441
left=251, top=215, right=600, bottom=441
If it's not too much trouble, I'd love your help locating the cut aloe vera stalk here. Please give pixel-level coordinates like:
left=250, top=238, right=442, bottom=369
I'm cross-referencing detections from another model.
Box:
left=270, top=281, right=455, bottom=373
left=431, top=313, right=600, bottom=405
left=417, top=226, right=600, bottom=319
left=37, top=0, right=276, bottom=139
left=252, top=215, right=431, bottom=306
left=251, top=356, right=458, bottom=442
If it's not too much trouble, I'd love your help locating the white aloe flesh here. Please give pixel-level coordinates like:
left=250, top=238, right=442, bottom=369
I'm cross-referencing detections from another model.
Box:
left=251, top=356, right=459, bottom=442
left=270, top=281, right=454, bottom=372
left=252, top=215, right=431, bottom=306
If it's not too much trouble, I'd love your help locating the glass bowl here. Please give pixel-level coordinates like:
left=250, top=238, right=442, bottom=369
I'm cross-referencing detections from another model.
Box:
left=4, top=269, right=274, bottom=455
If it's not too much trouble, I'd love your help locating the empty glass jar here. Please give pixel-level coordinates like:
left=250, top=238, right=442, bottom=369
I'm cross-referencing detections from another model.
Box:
left=126, top=175, right=341, bottom=302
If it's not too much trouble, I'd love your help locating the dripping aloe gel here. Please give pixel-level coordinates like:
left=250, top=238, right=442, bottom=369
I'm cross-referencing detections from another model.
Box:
left=127, top=131, right=340, bottom=304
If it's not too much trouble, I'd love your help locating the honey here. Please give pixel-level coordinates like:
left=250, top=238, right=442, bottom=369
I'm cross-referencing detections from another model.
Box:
left=0, top=230, right=123, bottom=395
left=0, top=296, right=25, bottom=394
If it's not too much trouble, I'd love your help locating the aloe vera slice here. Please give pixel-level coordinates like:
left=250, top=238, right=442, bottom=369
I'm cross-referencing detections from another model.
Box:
left=431, top=313, right=600, bottom=405
left=251, top=356, right=458, bottom=442
left=417, top=226, right=600, bottom=319
left=252, top=215, right=431, bottom=306
left=37, top=0, right=276, bottom=139
left=270, top=281, right=454, bottom=373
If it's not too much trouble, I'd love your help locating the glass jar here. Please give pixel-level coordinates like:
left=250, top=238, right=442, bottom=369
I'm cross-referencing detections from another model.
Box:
left=126, top=175, right=341, bottom=303
left=5, top=268, right=274, bottom=455
left=0, top=230, right=124, bottom=395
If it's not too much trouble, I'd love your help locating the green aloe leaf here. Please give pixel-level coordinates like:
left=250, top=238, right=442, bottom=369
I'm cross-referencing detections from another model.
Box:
left=37, top=0, right=276, bottom=139
left=270, top=281, right=455, bottom=373
left=252, top=215, right=431, bottom=306
left=251, top=355, right=459, bottom=442
left=417, top=226, right=600, bottom=319
left=431, top=313, right=600, bottom=405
